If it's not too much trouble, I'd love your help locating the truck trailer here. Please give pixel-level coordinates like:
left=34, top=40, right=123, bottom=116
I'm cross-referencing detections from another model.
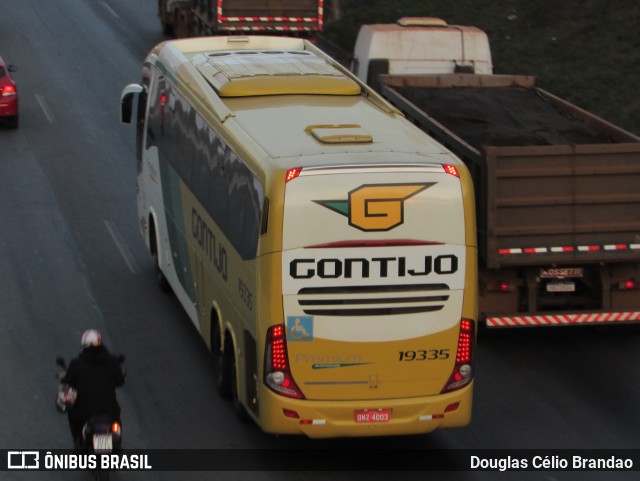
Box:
left=352, top=19, right=640, bottom=328
left=159, top=0, right=324, bottom=38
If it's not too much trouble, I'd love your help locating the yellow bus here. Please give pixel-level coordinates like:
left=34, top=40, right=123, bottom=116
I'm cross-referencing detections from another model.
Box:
left=120, top=35, right=478, bottom=438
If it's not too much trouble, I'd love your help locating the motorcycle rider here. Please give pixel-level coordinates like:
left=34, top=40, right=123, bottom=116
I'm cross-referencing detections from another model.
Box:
left=60, top=329, right=125, bottom=448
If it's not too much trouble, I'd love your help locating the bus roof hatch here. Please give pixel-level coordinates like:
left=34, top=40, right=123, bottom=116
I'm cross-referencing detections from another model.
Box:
left=194, top=51, right=361, bottom=97
left=305, top=124, right=373, bottom=144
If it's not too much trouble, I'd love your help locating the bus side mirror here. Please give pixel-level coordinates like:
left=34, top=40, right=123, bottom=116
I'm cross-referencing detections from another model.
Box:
left=120, top=83, right=144, bottom=123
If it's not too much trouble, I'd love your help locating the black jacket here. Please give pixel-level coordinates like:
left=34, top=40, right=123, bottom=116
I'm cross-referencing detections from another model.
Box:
left=61, top=345, right=125, bottom=420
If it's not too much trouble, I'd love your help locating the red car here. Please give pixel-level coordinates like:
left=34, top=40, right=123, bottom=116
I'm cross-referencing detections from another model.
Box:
left=0, top=55, right=18, bottom=128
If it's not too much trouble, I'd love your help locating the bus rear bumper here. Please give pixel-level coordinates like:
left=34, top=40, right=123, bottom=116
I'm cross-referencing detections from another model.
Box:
left=258, top=382, right=473, bottom=438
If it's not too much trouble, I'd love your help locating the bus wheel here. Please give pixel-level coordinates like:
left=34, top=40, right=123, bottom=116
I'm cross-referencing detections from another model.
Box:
left=215, top=328, right=232, bottom=399
left=152, top=250, right=171, bottom=293
left=150, top=224, right=171, bottom=293
left=230, top=353, right=249, bottom=422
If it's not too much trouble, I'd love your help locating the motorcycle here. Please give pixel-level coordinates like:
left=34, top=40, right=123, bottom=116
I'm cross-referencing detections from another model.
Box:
left=56, top=356, right=124, bottom=481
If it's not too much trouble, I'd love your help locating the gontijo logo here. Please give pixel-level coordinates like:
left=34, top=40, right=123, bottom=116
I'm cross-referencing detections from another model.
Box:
left=314, top=183, right=434, bottom=231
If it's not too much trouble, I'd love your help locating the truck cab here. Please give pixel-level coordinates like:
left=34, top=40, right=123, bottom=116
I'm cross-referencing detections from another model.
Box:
left=351, top=17, right=492, bottom=90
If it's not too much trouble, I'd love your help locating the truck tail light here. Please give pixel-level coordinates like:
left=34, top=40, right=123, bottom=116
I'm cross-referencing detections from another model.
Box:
left=485, top=281, right=516, bottom=292
left=441, top=319, right=475, bottom=393
left=619, top=279, right=639, bottom=290
left=264, top=325, right=305, bottom=399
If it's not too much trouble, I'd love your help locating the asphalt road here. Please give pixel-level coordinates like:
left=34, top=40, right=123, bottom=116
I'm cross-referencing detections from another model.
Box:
left=0, top=1, right=638, bottom=480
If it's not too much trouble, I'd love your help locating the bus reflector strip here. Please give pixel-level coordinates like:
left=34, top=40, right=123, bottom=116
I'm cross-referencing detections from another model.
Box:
left=420, top=414, right=445, bottom=421
left=419, top=402, right=460, bottom=421
left=300, top=419, right=326, bottom=425
left=486, top=311, right=640, bottom=328
left=499, top=243, right=640, bottom=256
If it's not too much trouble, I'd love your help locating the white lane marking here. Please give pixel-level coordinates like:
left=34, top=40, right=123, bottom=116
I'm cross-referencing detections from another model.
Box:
left=35, top=94, right=55, bottom=123
left=104, top=220, right=139, bottom=274
left=101, top=1, right=119, bottom=18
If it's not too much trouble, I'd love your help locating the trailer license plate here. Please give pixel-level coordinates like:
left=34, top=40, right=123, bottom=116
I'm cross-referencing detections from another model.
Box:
left=546, top=281, right=575, bottom=292
left=355, top=409, right=391, bottom=423
left=540, top=267, right=583, bottom=278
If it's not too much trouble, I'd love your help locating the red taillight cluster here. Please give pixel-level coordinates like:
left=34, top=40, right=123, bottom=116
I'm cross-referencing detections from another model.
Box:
left=264, top=325, right=304, bottom=399
left=285, top=167, right=302, bottom=183
left=619, top=279, right=639, bottom=290
left=455, top=319, right=473, bottom=363
left=441, top=319, right=475, bottom=393
left=2, top=85, right=16, bottom=96
left=270, top=325, right=287, bottom=370
left=442, top=164, right=459, bottom=177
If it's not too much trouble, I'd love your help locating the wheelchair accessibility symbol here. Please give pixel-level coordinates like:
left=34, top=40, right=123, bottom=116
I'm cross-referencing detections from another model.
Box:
left=286, top=316, right=314, bottom=342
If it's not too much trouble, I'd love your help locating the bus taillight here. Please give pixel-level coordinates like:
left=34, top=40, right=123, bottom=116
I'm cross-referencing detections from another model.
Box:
left=285, top=167, right=302, bottom=183
left=443, top=164, right=459, bottom=177
left=265, top=325, right=305, bottom=399
left=441, top=319, right=475, bottom=393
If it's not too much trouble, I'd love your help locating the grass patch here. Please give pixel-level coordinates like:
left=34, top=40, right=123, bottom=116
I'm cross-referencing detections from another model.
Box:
left=323, top=0, right=640, bottom=135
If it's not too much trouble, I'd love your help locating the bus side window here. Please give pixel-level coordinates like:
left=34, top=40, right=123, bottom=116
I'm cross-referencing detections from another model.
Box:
left=145, top=74, right=166, bottom=149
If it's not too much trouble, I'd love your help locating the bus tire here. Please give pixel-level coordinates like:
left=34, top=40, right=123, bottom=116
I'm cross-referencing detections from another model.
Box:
left=230, top=353, right=249, bottom=422
left=215, top=328, right=232, bottom=399
left=149, top=220, right=171, bottom=293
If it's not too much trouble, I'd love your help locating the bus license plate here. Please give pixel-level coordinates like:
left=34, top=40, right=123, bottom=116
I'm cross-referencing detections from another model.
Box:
left=355, top=409, right=391, bottom=423
left=546, top=281, right=575, bottom=292
left=93, top=433, right=113, bottom=452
